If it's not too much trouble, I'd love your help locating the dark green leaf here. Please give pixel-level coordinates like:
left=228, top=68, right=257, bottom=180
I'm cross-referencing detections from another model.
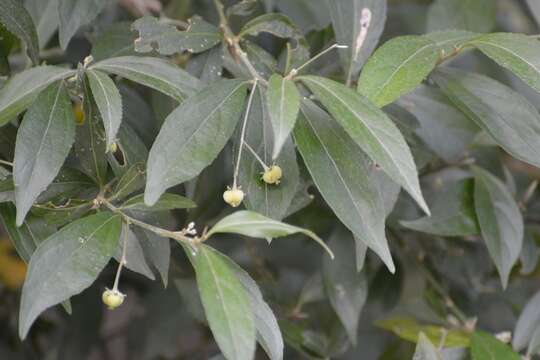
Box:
left=132, top=15, right=221, bottom=55
left=91, top=22, right=138, bottom=61
left=239, top=13, right=301, bottom=39
left=357, top=35, right=440, bottom=107
left=432, top=67, right=540, bottom=169
left=132, top=226, right=170, bottom=287
left=520, top=226, right=540, bottom=275
left=25, top=0, right=59, bottom=49
left=107, top=122, right=148, bottom=178
left=322, top=227, right=368, bottom=344
left=295, top=99, right=394, bottom=272
left=86, top=69, right=123, bottom=149
left=413, top=333, right=442, bottom=360
left=472, top=166, right=523, bottom=288
left=19, top=212, right=121, bottom=339
left=266, top=74, right=300, bottom=159
left=58, top=0, right=107, bottom=49
left=526, top=0, right=540, bottom=26
left=91, top=56, right=201, bottom=102
left=121, top=193, right=195, bottom=212
left=0, top=0, right=39, bottom=64
left=144, top=79, right=248, bottom=205
left=326, top=0, right=387, bottom=84
left=186, top=45, right=224, bottom=85
left=401, top=179, right=479, bottom=237
left=426, top=0, right=496, bottom=33
left=0, top=66, right=75, bottom=126
left=188, top=244, right=256, bottom=360
left=13, top=81, right=76, bottom=225
left=301, top=76, right=429, bottom=215
left=471, top=332, right=520, bottom=360
left=114, top=226, right=155, bottom=280
left=207, top=210, right=334, bottom=258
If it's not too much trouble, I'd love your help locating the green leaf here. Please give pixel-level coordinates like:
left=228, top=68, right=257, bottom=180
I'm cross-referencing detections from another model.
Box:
left=13, top=81, right=76, bottom=226
left=425, top=30, right=478, bottom=56
left=472, top=166, right=523, bottom=289
left=401, top=179, right=479, bottom=237
left=209, top=246, right=284, bottom=360
left=527, top=326, right=540, bottom=357
left=90, top=56, right=201, bottom=102
left=187, top=45, right=224, bottom=85
left=238, top=85, right=299, bottom=221
left=19, top=212, right=122, bottom=339
left=413, top=333, right=442, bottom=360
left=357, top=35, right=440, bottom=107
left=470, top=33, right=540, bottom=94
left=206, top=210, right=334, bottom=259
left=188, top=244, right=256, bottom=360
left=301, top=76, right=429, bottom=215
left=132, top=15, right=221, bottom=55
left=326, top=0, right=387, bottom=83
left=0, top=66, right=75, bottom=126
left=114, top=227, right=155, bottom=281
left=90, top=22, right=138, bottom=61
left=121, top=193, right=196, bottom=212
left=110, top=162, right=146, bottom=200
left=471, top=332, right=520, bottom=360
left=144, top=79, right=248, bottom=205
left=132, top=226, right=170, bottom=287
left=25, top=0, right=60, bottom=49
left=58, top=0, right=107, bottom=50
left=86, top=69, right=123, bottom=149
left=0, top=0, right=39, bottom=64
left=399, top=84, right=478, bottom=163
left=432, top=67, right=540, bottom=169
left=322, top=227, right=368, bottom=344
left=426, top=0, right=496, bottom=33
left=295, top=99, right=394, bottom=272
left=513, top=289, right=540, bottom=351
left=107, top=122, right=148, bottom=178
left=266, top=74, right=300, bottom=159
left=239, top=13, right=302, bottom=39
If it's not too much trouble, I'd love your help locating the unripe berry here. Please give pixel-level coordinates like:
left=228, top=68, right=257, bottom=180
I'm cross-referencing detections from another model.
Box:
left=73, top=102, right=85, bottom=125
left=102, top=288, right=125, bottom=310
left=262, top=165, right=282, bottom=185
left=223, top=187, right=244, bottom=207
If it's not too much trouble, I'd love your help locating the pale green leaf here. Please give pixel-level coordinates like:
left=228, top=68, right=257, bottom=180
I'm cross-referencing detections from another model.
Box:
left=207, top=210, right=334, bottom=259
left=144, top=80, right=247, bottom=205
left=58, top=0, right=107, bottom=50
left=266, top=74, right=300, bottom=159
left=472, top=166, right=523, bottom=289
left=471, top=332, right=520, bottom=360
left=301, top=76, right=429, bottom=215
left=13, top=82, right=76, bottom=225
left=425, top=29, right=478, bottom=56
left=0, top=0, right=39, bottom=64
left=19, top=212, right=122, bottom=339
left=413, top=333, right=442, bottom=360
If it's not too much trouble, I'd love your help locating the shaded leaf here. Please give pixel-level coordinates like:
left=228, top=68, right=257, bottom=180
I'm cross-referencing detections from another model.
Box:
left=357, top=35, right=439, bottom=107
left=432, top=67, right=540, bottom=169
left=91, top=22, right=138, bottom=61
left=413, top=333, right=442, bottom=360
left=19, top=212, right=121, bottom=339
left=25, top=0, right=59, bottom=49
left=513, top=289, right=540, bottom=351
left=526, top=0, right=540, bottom=26
left=121, top=193, right=195, bottom=212
left=471, top=331, right=520, bottom=360
left=295, top=99, right=394, bottom=272
left=111, top=162, right=145, bottom=200
left=520, top=226, right=540, bottom=275
left=301, top=76, right=429, bottom=215
left=91, top=56, right=201, bottom=102
left=239, top=13, right=301, bottom=39
left=132, top=226, right=170, bottom=287
left=144, top=79, right=247, bottom=205
left=472, top=166, right=523, bottom=288
left=0, top=0, right=39, bottom=64
left=186, top=45, right=224, bottom=85
left=58, top=0, right=107, bottom=50
left=426, top=0, right=496, bottom=33
left=114, top=226, right=155, bottom=280
left=207, top=210, right=334, bottom=259
left=13, top=82, right=76, bottom=225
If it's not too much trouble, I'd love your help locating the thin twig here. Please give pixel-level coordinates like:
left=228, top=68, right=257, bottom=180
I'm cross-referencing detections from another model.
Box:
left=113, top=221, right=129, bottom=291
left=0, top=159, right=13, bottom=167
left=244, top=142, right=269, bottom=170
left=286, top=43, right=348, bottom=79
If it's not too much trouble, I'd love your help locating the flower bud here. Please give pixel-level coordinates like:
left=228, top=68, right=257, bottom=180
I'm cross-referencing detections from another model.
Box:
left=223, top=187, right=244, bottom=207
left=262, top=165, right=282, bottom=185
left=102, top=288, right=125, bottom=310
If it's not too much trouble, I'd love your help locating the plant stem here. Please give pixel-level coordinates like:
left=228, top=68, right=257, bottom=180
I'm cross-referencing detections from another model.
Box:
left=113, top=221, right=129, bottom=291
left=287, top=43, right=348, bottom=79
left=243, top=142, right=269, bottom=170
left=0, top=159, right=13, bottom=167
left=233, top=80, right=258, bottom=188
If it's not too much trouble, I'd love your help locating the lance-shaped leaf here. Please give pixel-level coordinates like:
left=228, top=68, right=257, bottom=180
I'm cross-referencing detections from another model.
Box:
left=207, top=210, right=334, bottom=259
left=144, top=80, right=248, bottom=205
left=326, top=0, right=387, bottom=84
left=425, top=29, right=478, bottom=56
left=0, top=0, right=39, bottom=64
left=132, top=15, right=221, bottom=55
left=110, top=162, right=145, bottom=200
left=301, top=76, right=429, bottom=215
left=514, top=290, right=540, bottom=351
left=132, top=226, right=170, bottom=287
left=432, top=67, right=540, bottom=169
left=26, top=0, right=60, bottom=49
left=120, top=193, right=196, bottom=212
left=266, top=74, right=300, bottom=159
left=188, top=244, right=256, bottom=360
left=426, top=0, right=496, bottom=33
left=86, top=69, right=123, bottom=149
left=472, top=166, right=523, bottom=289
left=13, top=82, right=76, bottom=226
left=401, top=179, right=480, bottom=237
left=239, top=13, right=302, bottom=39
left=413, top=333, right=442, bottom=360
left=470, top=33, right=540, bottom=94
left=471, top=332, right=520, bottom=360
left=19, top=212, right=122, bottom=339
left=295, top=99, right=394, bottom=271
left=238, top=86, right=299, bottom=220
left=322, top=228, right=368, bottom=344
left=114, top=226, right=154, bottom=280
left=58, top=0, right=107, bottom=50
left=0, top=66, right=75, bottom=126
left=91, top=56, right=201, bottom=102
left=357, top=35, right=440, bottom=107
left=209, top=246, right=284, bottom=360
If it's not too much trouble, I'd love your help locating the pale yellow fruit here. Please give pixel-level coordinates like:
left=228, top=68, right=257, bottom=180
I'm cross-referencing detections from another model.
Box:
left=262, top=165, right=282, bottom=185
left=223, top=188, right=244, bottom=207
left=102, top=288, right=125, bottom=310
